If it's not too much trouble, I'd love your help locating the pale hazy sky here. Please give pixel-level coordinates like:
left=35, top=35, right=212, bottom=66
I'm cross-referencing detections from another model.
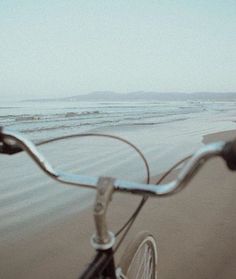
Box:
left=1, top=1, right=236, bottom=99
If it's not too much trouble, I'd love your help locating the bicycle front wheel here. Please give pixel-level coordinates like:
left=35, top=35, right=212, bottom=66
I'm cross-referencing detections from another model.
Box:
left=118, top=231, right=158, bottom=279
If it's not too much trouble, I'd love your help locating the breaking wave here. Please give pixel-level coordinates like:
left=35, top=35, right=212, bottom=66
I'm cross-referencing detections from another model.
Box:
left=2, top=100, right=229, bottom=141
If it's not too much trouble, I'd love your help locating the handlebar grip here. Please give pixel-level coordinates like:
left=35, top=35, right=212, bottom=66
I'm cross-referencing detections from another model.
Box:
left=0, top=128, right=23, bottom=155
left=222, top=139, right=236, bottom=170
left=0, top=142, right=23, bottom=155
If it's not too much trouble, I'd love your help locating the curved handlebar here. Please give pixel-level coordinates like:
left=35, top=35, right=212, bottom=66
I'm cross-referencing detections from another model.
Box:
left=0, top=127, right=233, bottom=197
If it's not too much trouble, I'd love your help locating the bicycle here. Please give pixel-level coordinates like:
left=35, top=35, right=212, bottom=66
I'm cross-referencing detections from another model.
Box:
left=0, top=126, right=236, bottom=279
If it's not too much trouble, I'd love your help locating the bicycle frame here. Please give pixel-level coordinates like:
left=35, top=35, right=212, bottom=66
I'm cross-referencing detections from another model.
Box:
left=79, top=248, right=116, bottom=279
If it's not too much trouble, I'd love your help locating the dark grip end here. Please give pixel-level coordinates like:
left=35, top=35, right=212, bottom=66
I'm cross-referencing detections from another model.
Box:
left=222, top=140, right=236, bottom=170
left=0, top=142, right=23, bottom=155
left=0, top=128, right=23, bottom=155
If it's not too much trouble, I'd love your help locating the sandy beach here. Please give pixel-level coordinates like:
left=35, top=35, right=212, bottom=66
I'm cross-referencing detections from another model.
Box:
left=0, top=129, right=236, bottom=279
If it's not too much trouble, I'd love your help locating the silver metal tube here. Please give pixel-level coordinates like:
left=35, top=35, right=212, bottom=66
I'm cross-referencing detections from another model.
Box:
left=0, top=127, right=226, bottom=197
left=91, top=177, right=116, bottom=250
left=2, top=128, right=57, bottom=177
left=114, top=142, right=225, bottom=197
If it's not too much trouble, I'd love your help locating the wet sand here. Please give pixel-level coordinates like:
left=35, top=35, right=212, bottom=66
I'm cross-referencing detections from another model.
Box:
left=0, top=130, right=236, bottom=278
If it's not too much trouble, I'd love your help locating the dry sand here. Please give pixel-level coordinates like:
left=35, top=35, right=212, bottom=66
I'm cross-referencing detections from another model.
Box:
left=1, top=130, right=236, bottom=279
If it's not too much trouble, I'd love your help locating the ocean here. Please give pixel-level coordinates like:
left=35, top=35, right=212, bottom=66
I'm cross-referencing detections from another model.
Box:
left=1, top=99, right=235, bottom=142
left=1, top=99, right=236, bottom=178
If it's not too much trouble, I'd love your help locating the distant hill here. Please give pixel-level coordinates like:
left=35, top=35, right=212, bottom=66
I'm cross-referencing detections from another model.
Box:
left=25, top=91, right=236, bottom=102
left=64, top=91, right=236, bottom=101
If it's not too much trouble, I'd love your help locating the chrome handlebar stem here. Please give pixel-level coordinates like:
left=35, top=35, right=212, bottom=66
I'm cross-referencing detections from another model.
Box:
left=0, top=127, right=225, bottom=197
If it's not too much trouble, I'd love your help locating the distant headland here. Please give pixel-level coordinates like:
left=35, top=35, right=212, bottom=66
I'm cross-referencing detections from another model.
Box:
left=24, top=91, right=236, bottom=102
